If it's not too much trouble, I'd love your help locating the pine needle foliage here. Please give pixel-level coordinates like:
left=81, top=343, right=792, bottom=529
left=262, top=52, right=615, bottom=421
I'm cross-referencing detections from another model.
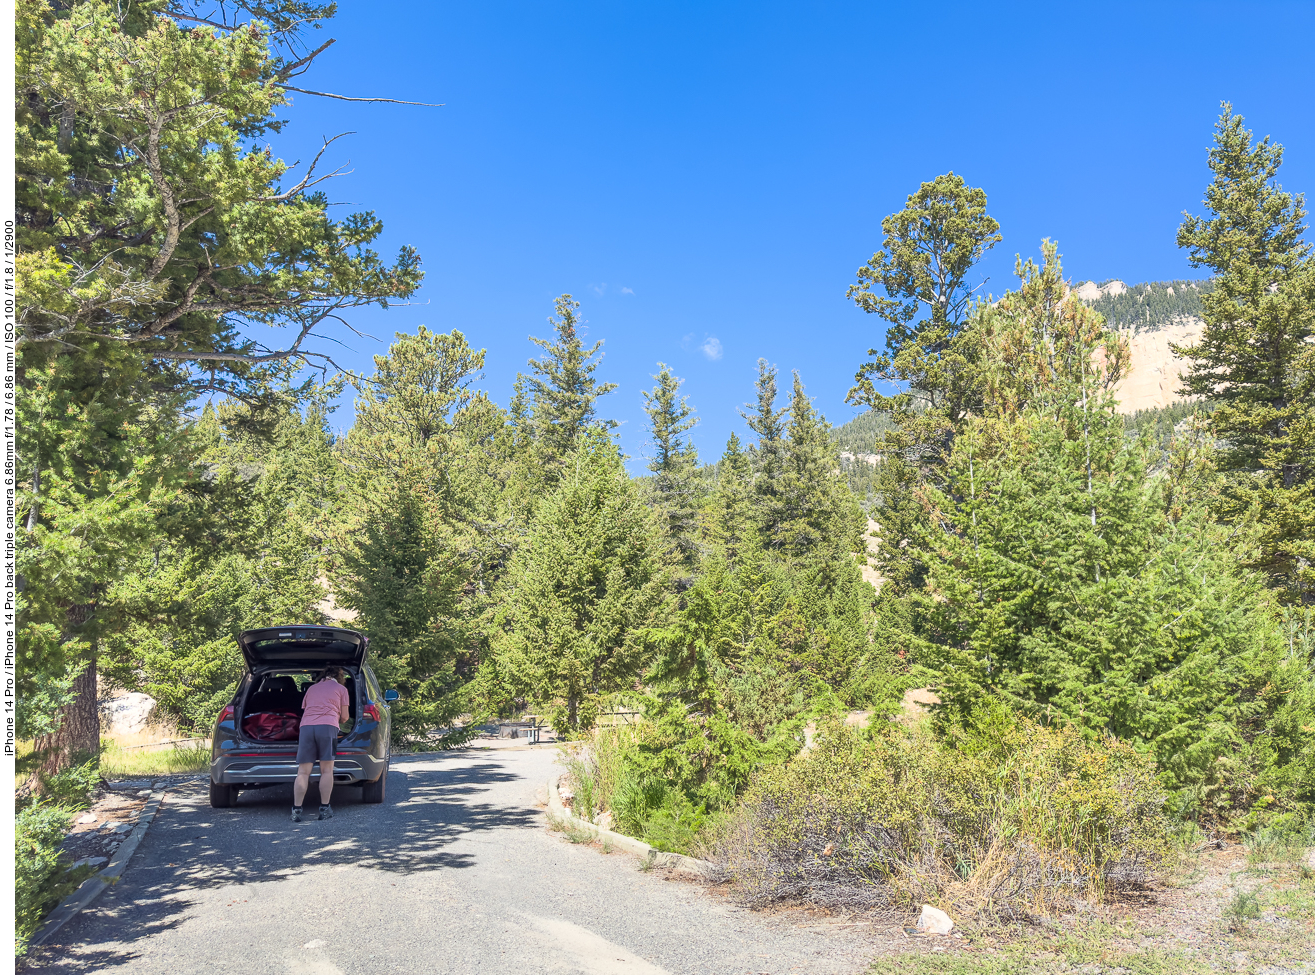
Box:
left=642, top=364, right=701, bottom=571
left=493, top=432, right=671, bottom=735
left=1175, top=104, right=1315, bottom=604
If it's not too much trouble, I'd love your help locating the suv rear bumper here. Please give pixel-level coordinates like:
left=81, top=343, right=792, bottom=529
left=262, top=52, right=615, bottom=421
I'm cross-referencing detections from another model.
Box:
left=212, top=751, right=386, bottom=787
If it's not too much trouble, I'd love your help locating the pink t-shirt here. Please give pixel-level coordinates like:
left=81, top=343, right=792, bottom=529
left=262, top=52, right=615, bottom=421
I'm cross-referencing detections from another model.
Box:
left=301, top=679, right=350, bottom=727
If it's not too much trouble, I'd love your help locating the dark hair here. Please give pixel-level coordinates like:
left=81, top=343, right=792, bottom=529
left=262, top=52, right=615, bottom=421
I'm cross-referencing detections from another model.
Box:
left=320, top=666, right=347, bottom=682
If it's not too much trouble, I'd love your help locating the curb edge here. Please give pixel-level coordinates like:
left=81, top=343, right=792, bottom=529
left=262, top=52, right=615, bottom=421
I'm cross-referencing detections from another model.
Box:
left=546, top=775, right=717, bottom=880
left=32, top=784, right=168, bottom=947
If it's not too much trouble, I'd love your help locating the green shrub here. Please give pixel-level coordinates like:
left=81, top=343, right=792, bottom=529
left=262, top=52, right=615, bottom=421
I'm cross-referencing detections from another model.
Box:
left=710, top=714, right=1173, bottom=918
left=14, top=756, right=99, bottom=956
left=15, top=802, right=94, bottom=956
left=35, top=757, right=99, bottom=807
left=558, top=698, right=803, bottom=855
left=1221, top=890, right=1262, bottom=929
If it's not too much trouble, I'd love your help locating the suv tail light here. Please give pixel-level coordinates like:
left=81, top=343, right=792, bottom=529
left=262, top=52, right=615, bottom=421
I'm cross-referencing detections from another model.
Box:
left=363, top=703, right=381, bottom=723
left=218, top=705, right=235, bottom=723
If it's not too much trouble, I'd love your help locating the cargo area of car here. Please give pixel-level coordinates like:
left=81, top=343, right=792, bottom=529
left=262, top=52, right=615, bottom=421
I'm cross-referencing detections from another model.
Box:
left=237, top=668, right=359, bottom=742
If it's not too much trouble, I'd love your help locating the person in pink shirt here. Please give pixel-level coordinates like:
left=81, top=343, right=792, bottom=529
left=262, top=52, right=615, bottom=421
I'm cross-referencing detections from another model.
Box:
left=292, top=667, right=351, bottom=822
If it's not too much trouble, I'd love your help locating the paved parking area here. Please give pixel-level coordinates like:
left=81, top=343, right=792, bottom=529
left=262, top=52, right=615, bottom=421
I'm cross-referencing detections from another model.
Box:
left=28, top=747, right=873, bottom=974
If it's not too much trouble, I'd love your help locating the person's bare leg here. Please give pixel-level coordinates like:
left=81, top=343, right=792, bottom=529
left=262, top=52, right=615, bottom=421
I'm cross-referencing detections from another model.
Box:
left=317, top=760, right=335, bottom=805
left=293, top=762, right=314, bottom=807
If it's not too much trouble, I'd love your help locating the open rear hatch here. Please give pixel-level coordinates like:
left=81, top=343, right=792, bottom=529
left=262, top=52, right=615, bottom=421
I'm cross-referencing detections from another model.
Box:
left=237, top=625, right=369, bottom=670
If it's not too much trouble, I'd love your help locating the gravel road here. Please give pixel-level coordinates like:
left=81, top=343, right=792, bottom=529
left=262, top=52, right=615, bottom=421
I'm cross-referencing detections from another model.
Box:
left=30, top=746, right=875, bottom=975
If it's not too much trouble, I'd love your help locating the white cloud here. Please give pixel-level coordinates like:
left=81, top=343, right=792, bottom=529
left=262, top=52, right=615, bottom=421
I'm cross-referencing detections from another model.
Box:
left=680, top=332, right=694, bottom=350
left=700, top=336, right=723, bottom=361
left=620, top=286, right=635, bottom=295
left=590, top=283, right=607, bottom=296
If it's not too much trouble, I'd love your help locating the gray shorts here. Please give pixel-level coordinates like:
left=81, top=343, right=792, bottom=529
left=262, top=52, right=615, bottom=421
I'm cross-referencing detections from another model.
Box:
left=296, top=724, right=338, bottom=764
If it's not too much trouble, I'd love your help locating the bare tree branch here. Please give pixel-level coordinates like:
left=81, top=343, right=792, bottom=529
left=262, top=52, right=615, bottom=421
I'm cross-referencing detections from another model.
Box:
left=257, top=132, right=353, bottom=202
left=274, top=38, right=336, bottom=81
left=277, top=85, right=443, bottom=108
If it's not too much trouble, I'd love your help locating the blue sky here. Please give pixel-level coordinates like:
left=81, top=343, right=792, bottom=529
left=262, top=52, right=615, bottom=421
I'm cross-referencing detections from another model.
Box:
left=270, top=1, right=1315, bottom=467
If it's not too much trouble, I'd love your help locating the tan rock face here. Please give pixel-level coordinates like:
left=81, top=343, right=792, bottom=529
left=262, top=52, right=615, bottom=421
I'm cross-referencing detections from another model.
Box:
left=1112, top=317, right=1204, bottom=414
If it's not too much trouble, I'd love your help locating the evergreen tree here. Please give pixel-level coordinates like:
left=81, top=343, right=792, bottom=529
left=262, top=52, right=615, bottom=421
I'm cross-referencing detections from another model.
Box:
left=910, top=243, right=1315, bottom=814
left=741, top=359, right=789, bottom=546
left=18, top=348, right=189, bottom=774
left=845, top=174, right=999, bottom=594
left=14, top=0, right=420, bottom=773
left=846, top=171, right=1000, bottom=433
left=103, top=376, right=339, bottom=733
left=643, top=364, right=701, bottom=570
left=520, top=295, right=617, bottom=484
left=493, top=432, right=670, bottom=735
left=1175, top=105, right=1315, bottom=604
left=705, top=434, right=756, bottom=568
left=334, top=329, right=501, bottom=743
left=15, top=0, right=421, bottom=390
left=777, top=372, right=856, bottom=560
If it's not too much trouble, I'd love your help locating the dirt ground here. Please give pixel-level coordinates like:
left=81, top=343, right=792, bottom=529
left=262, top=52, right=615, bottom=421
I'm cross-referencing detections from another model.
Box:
left=56, top=782, right=156, bottom=870
left=755, top=841, right=1315, bottom=974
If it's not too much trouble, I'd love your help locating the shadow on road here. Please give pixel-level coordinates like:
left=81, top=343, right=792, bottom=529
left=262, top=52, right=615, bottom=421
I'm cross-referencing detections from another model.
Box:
left=32, top=754, right=540, bottom=972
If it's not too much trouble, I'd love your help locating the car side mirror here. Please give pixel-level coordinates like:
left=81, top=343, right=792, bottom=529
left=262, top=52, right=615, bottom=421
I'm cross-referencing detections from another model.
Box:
left=384, top=689, right=399, bottom=702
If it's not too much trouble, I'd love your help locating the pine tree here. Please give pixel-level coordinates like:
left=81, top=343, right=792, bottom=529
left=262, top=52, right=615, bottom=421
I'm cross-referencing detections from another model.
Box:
left=15, top=0, right=420, bottom=392
left=845, top=174, right=1000, bottom=595
left=643, top=364, right=701, bottom=570
left=333, top=329, right=500, bottom=743
left=1175, top=105, right=1315, bottom=604
left=493, top=432, right=670, bottom=735
left=908, top=243, right=1315, bottom=812
left=104, top=375, right=341, bottom=733
left=18, top=347, right=188, bottom=775
left=741, top=359, right=789, bottom=547
left=777, top=372, right=852, bottom=559
left=705, top=434, right=756, bottom=568
left=521, top=295, right=617, bottom=483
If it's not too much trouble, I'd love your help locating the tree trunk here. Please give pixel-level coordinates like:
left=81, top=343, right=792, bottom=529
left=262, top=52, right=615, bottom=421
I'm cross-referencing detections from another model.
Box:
left=35, top=601, right=103, bottom=782
left=35, top=655, right=100, bottom=780
left=567, top=693, right=579, bottom=732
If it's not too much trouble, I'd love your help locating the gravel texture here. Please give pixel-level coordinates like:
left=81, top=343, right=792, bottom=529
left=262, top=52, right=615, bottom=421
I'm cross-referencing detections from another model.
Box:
left=28, top=746, right=876, bottom=974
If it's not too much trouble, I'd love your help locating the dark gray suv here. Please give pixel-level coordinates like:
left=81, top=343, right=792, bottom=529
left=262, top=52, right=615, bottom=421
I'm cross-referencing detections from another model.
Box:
left=208, top=625, right=397, bottom=809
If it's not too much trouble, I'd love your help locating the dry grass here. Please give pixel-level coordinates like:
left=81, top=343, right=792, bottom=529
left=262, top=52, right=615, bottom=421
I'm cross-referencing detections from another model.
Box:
left=99, top=720, right=209, bottom=779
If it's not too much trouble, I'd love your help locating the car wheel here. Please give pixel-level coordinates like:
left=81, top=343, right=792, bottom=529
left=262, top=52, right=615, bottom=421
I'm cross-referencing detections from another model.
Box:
left=361, top=764, right=388, bottom=804
left=209, top=780, right=238, bottom=808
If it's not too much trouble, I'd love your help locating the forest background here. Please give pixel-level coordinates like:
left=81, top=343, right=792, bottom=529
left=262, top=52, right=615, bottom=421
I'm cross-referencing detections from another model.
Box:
left=12, top=0, right=1315, bottom=953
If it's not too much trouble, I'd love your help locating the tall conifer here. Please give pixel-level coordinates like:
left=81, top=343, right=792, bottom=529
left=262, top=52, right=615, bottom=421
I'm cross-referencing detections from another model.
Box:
left=1176, top=105, right=1315, bottom=604
left=521, top=295, right=617, bottom=482
left=643, top=364, right=700, bottom=570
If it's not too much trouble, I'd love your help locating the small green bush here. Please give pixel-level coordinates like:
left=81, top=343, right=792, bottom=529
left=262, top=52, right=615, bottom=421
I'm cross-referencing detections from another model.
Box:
left=34, top=756, right=100, bottom=806
left=15, top=802, right=94, bottom=956
left=1221, top=890, right=1262, bottom=929
left=14, top=756, right=99, bottom=956
left=710, top=714, right=1173, bottom=918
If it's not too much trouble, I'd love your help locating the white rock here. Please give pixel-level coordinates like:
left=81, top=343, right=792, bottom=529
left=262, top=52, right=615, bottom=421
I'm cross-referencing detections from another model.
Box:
left=593, top=810, right=614, bottom=831
left=302, top=940, right=326, bottom=950
left=77, top=813, right=97, bottom=825
left=916, top=904, right=954, bottom=935
left=1072, top=281, right=1102, bottom=303
left=99, top=692, right=157, bottom=735
left=72, top=856, right=108, bottom=868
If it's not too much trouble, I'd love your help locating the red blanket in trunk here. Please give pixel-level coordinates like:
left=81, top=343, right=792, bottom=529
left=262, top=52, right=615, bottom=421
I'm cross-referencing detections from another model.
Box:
left=242, top=711, right=301, bottom=741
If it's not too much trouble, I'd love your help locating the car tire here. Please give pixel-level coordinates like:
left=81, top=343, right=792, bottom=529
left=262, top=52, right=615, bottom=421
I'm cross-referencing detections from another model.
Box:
left=209, top=780, right=238, bottom=808
left=361, top=765, right=387, bottom=804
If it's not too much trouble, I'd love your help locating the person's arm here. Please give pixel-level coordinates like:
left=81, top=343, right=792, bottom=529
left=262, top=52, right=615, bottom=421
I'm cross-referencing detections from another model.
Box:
left=339, top=685, right=351, bottom=726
